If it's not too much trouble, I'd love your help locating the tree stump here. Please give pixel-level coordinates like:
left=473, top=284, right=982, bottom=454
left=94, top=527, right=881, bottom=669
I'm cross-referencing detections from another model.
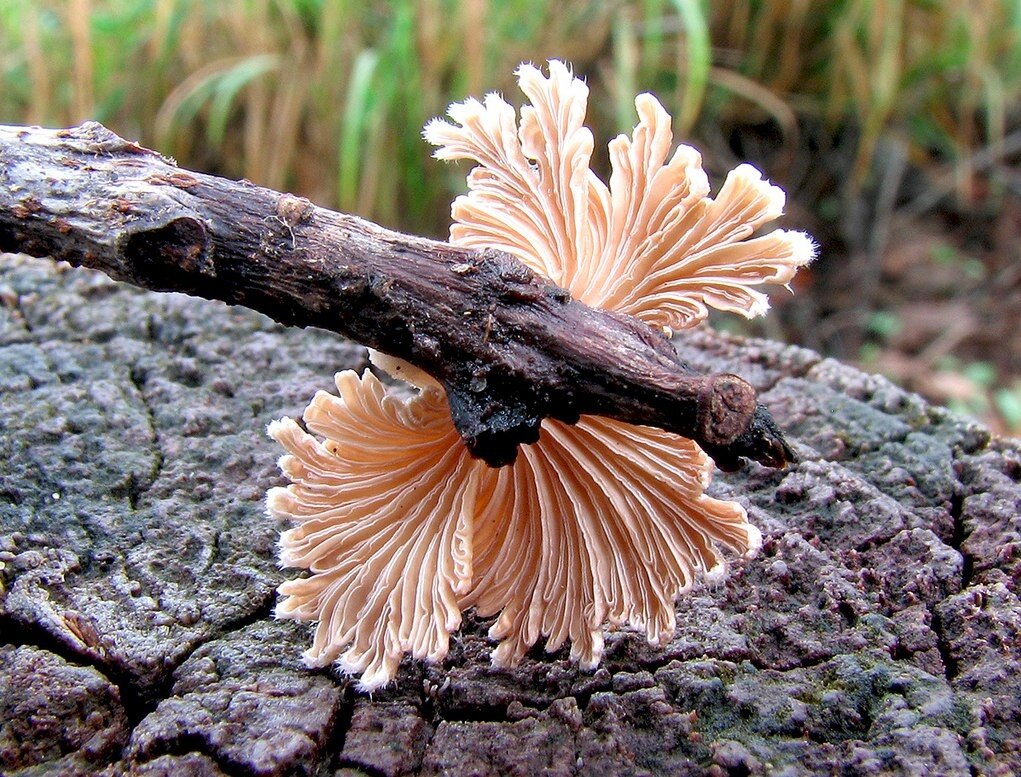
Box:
left=1, top=254, right=1018, bottom=776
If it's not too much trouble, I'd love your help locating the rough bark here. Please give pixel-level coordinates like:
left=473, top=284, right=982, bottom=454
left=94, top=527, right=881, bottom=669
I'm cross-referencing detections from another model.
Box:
left=2, top=255, right=1019, bottom=776
left=0, top=121, right=790, bottom=470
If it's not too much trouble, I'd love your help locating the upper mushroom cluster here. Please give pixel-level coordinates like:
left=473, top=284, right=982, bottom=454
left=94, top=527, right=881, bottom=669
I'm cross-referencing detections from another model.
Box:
left=268, top=61, right=815, bottom=690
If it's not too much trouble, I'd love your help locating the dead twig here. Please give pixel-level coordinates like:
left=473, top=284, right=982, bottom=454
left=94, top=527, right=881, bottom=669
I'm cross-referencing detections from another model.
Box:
left=0, top=122, right=794, bottom=470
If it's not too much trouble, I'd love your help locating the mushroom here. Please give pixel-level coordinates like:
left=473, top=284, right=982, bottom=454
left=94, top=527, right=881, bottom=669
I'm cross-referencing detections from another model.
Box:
left=267, top=372, right=475, bottom=689
left=267, top=60, right=815, bottom=690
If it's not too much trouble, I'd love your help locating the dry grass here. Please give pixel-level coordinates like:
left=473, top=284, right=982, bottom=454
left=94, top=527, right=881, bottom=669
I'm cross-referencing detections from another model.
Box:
left=2, top=0, right=1018, bottom=234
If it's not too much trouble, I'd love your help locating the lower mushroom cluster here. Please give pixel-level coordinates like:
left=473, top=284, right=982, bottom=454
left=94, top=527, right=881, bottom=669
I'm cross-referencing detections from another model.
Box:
left=267, top=61, right=813, bottom=690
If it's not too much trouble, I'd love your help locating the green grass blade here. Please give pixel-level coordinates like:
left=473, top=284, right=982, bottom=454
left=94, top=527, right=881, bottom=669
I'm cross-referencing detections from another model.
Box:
left=641, top=0, right=667, bottom=77
left=338, top=48, right=380, bottom=212
left=207, top=54, right=280, bottom=146
left=160, top=67, right=226, bottom=138
left=613, top=11, right=639, bottom=133
left=670, top=0, right=710, bottom=134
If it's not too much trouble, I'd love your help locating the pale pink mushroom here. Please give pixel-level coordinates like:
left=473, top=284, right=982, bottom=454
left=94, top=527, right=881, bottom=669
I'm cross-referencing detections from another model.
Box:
left=267, top=372, right=476, bottom=688
left=267, top=60, right=814, bottom=690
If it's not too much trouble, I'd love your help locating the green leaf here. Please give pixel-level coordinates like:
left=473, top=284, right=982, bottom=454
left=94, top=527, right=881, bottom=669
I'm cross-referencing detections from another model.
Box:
left=866, top=310, right=901, bottom=341
left=995, top=385, right=1021, bottom=430
left=963, top=361, right=997, bottom=389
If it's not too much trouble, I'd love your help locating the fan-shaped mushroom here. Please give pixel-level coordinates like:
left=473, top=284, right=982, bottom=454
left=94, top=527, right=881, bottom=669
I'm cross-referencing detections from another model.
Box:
left=268, top=61, right=815, bottom=690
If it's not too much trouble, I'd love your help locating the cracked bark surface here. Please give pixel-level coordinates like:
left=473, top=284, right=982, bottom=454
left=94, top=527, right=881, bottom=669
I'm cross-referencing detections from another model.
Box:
left=1, top=254, right=1019, bottom=776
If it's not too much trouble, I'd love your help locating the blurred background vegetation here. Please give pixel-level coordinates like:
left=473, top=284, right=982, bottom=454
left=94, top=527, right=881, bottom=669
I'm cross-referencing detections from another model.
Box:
left=2, top=0, right=1021, bottom=434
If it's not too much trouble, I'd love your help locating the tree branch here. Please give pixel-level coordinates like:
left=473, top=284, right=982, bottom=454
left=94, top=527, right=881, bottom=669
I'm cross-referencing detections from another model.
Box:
left=0, top=122, right=794, bottom=470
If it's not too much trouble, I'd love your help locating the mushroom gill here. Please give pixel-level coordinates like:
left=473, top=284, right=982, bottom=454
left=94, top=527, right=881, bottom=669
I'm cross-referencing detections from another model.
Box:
left=267, top=372, right=479, bottom=688
left=268, top=60, right=814, bottom=690
left=465, top=416, right=759, bottom=671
